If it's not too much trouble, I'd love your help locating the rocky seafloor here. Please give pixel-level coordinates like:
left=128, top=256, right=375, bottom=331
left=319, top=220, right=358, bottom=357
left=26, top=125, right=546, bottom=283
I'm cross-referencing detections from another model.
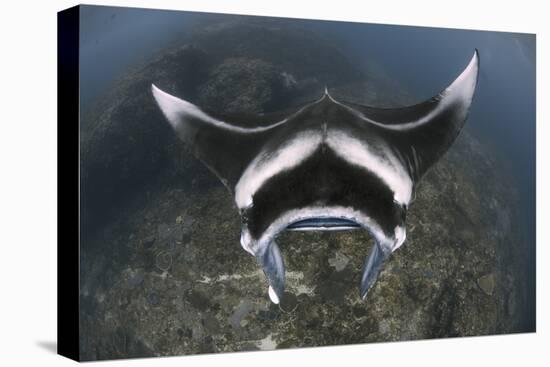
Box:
left=78, top=18, right=531, bottom=361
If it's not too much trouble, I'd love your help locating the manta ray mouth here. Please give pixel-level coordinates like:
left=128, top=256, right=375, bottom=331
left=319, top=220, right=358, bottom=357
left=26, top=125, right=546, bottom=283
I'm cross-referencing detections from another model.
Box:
left=244, top=206, right=397, bottom=304
left=286, top=217, right=361, bottom=231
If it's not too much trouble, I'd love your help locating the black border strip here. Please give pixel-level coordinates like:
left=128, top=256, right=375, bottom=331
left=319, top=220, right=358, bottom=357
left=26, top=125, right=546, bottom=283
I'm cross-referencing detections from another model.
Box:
left=57, top=5, right=80, bottom=361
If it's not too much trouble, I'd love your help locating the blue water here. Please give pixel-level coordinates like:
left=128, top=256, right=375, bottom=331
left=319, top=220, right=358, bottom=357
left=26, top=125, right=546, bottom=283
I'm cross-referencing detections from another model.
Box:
left=79, top=6, right=207, bottom=110
left=79, top=6, right=536, bottom=330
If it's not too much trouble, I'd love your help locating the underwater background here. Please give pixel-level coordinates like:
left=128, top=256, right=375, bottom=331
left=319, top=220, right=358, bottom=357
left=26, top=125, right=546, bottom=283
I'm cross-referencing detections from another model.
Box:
left=78, top=5, right=536, bottom=360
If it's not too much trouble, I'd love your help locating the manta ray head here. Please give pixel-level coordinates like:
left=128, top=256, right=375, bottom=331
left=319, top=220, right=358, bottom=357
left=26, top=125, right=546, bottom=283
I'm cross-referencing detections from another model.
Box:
left=152, top=51, right=479, bottom=303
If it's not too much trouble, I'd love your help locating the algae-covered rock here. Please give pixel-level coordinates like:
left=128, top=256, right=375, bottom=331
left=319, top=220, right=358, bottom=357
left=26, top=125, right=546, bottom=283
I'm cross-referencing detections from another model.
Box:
left=198, top=57, right=288, bottom=114
left=478, top=273, right=496, bottom=296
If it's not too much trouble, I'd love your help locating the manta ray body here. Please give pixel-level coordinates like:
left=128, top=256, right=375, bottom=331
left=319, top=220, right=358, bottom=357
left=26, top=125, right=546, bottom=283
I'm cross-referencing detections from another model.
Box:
left=152, top=51, right=479, bottom=304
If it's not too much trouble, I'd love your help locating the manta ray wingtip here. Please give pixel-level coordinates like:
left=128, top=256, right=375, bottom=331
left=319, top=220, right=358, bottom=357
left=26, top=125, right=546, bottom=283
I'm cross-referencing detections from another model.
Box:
left=473, top=49, right=480, bottom=74
left=151, top=83, right=161, bottom=95
left=468, top=48, right=479, bottom=76
left=472, top=48, right=480, bottom=67
left=151, top=83, right=165, bottom=105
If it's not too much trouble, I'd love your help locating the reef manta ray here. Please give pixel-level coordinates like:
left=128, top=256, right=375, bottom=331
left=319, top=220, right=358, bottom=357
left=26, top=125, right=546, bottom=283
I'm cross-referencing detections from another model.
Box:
left=152, top=50, right=479, bottom=304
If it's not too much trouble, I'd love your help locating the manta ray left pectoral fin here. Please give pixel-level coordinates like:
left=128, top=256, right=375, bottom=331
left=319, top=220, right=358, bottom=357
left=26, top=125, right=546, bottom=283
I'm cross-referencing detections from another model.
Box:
left=152, top=84, right=288, bottom=188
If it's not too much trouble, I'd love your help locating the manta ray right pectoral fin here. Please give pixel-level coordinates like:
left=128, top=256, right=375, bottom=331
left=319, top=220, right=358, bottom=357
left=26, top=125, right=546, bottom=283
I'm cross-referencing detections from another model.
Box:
left=257, top=240, right=285, bottom=304
left=352, top=50, right=480, bottom=180
left=360, top=241, right=391, bottom=300
left=151, top=84, right=288, bottom=188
